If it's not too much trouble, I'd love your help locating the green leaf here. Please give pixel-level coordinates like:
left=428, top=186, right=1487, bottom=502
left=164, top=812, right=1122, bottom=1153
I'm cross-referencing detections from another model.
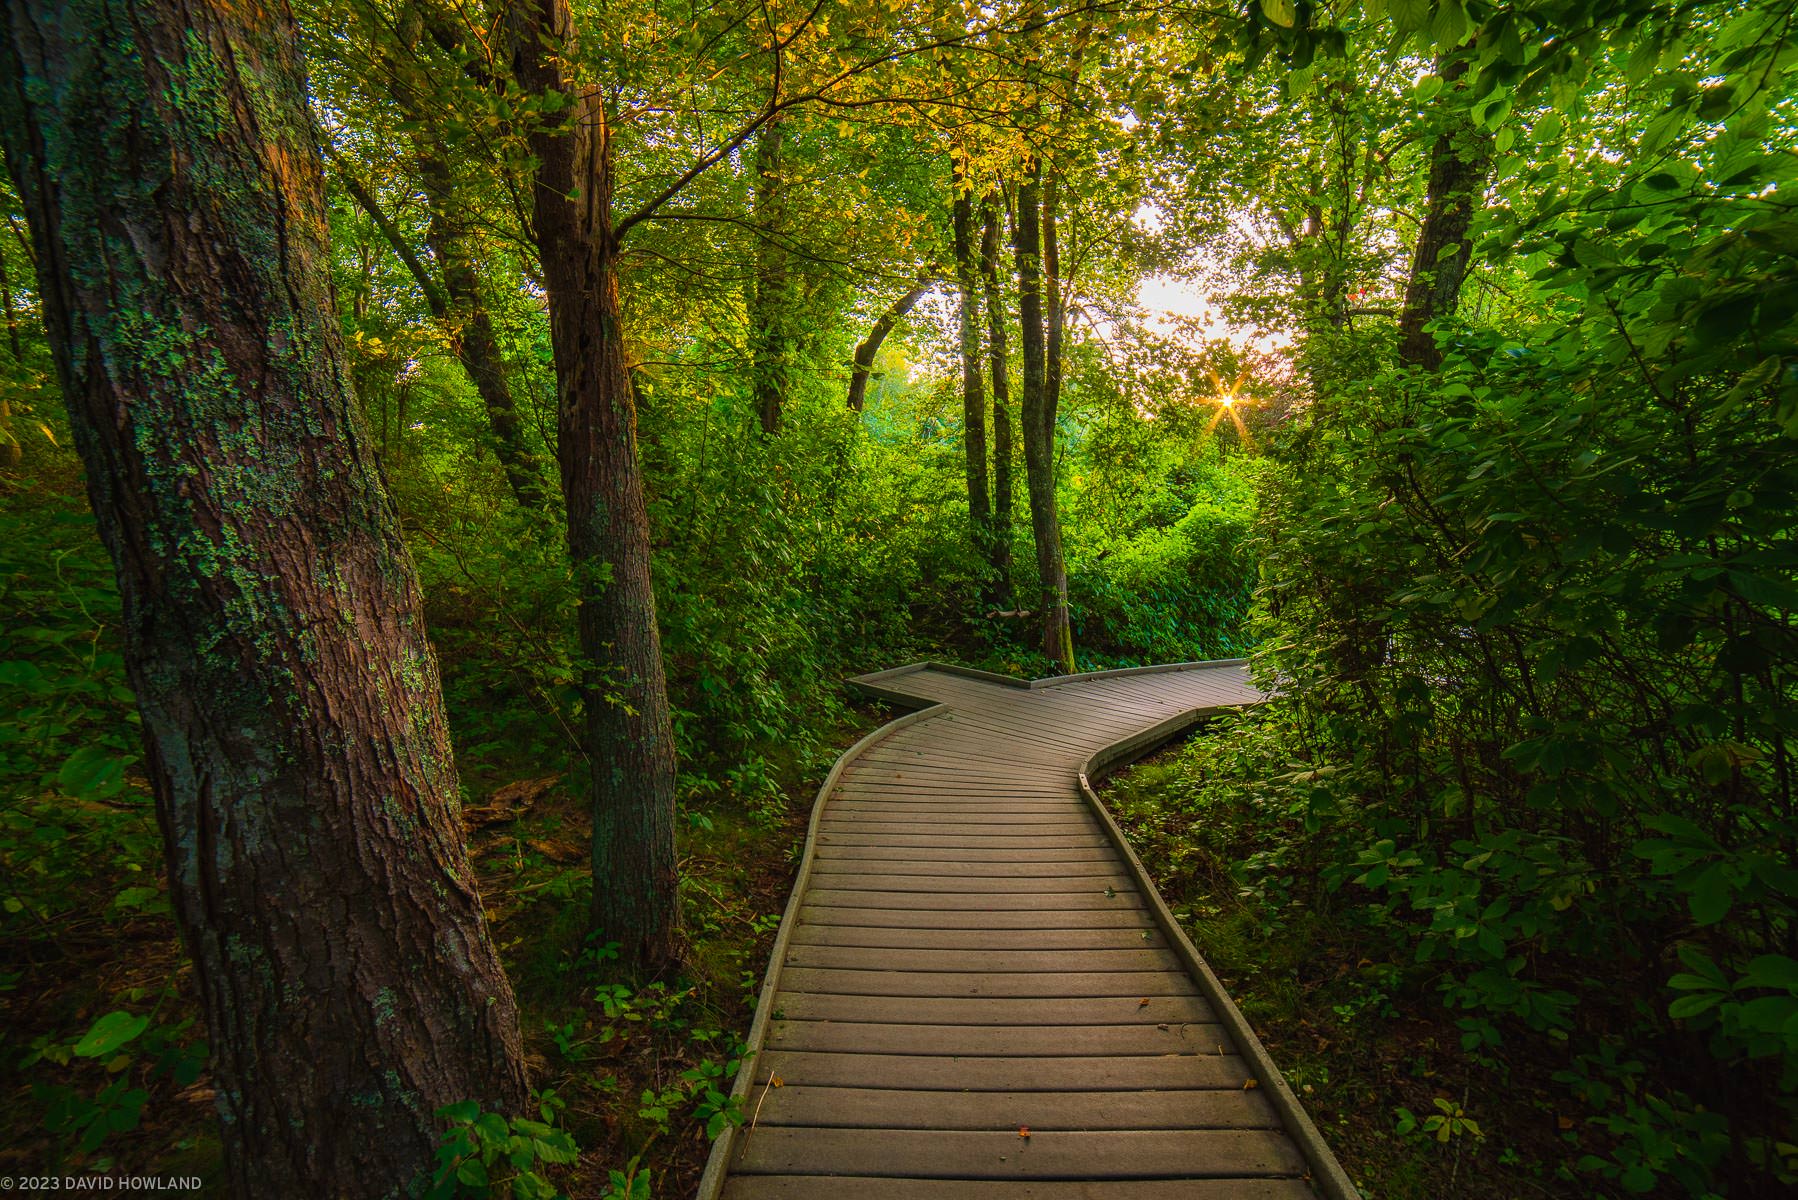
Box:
left=1390, top=0, right=1430, bottom=35
left=1431, top=0, right=1468, bottom=49
left=1739, top=955, right=1798, bottom=993
left=1260, top=0, right=1296, bottom=28
left=1688, top=864, right=1735, bottom=926
left=111, top=886, right=159, bottom=911
left=1668, top=992, right=1723, bottom=1019
left=438, top=1099, right=481, bottom=1124
left=73, top=1011, right=149, bottom=1058
left=57, top=745, right=125, bottom=800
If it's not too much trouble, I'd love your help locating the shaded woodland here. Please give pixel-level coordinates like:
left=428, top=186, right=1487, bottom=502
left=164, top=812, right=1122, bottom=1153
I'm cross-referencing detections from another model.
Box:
left=0, top=0, right=1793, bottom=1197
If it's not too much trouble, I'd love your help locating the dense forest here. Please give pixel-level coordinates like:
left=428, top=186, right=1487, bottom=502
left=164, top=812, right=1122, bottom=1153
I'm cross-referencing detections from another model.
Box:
left=0, top=0, right=1793, bottom=1196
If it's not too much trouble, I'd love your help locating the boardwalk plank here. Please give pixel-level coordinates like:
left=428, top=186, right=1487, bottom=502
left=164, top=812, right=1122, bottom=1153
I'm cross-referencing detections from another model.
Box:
left=797, top=906, right=1151, bottom=929
left=810, top=861, right=1129, bottom=880
left=782, top=946, right=1183, bottom=973
left=756, top=1050, right=1255, bottom=1091
left=812, top=846, right=1119, bottom=863
left=745, top=1085, right=1277, bottom=1130
left=766, top=1020, right=1229, bottom=1057
left=724, top=1179, right=1315, bottom=1200
left=803, top=889, right=1140, bottom=910
left=732, top=1128, right=1306, bottom=1178
left=768, top=994, right=1217, bottom=1026
left=775, top=969, right=1195, bottom=998
left=791, top=925, right=1159, bottom=950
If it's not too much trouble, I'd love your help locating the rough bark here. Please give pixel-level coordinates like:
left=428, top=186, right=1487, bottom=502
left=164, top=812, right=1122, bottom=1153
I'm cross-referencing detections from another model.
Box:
left=0, top=2, right=530, bottom=1195
left=508, top=0, right=680, bottom=967
left=749, top=115, right=792, bottom=436
left=846, top=269, right=933, bottom=413
left=1398, top=56, right=1493, bottom=369
left=1012, top=165, right=1074, bottom=672
left=953, top=191, right=993, bottom=578
left=980, top=197, right=1015, bottom=605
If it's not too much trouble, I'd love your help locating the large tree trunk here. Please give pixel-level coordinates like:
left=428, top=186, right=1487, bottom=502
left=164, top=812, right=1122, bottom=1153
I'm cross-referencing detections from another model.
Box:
left=845, top=269, right=933, bottom=413
left=416, top=151, right=550, bottom=508
left=1012, top=164, right=1074, bottom=672
left=1397, top=56, right=1492, bottom=369
left=0, top=2, right=530, bottom=1195
left=749, top=115, right=792, bottom=436
left=980, top=197, right=1015, bottom=606
left=509, top=0, right=680, bottom=967
left=952, top=190, right=993, bottom=583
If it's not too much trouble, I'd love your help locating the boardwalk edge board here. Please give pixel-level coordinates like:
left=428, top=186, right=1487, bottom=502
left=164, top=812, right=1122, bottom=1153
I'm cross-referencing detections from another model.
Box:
left=698, top=659, right=1361, bottom=1200
left=696, top=704, right=946, bottom=1200
left=1078, top=710, right=1363, bottom=1200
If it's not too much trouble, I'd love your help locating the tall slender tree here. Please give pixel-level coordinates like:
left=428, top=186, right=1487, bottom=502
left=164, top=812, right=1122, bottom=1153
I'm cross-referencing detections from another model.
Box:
left=0, top=1, right=530, bottom=1194
left=1013, top=163, right=1075, bottom=670
left=980, top=195, right=1016, bottom=606
left=507, top=0, right=682, bottom=966
left=953, top=187, right=993, bottom=587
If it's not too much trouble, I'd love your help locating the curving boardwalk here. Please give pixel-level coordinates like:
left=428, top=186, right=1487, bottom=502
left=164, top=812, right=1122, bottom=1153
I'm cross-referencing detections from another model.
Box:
left=698, top=661, right=1358, bottom=1200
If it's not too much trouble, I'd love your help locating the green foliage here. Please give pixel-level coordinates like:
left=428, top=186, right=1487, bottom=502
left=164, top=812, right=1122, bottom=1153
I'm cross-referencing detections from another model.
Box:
left=428, top=1093, right=580, bottom=1200
left=23, top=1008, right=207, bottom=1161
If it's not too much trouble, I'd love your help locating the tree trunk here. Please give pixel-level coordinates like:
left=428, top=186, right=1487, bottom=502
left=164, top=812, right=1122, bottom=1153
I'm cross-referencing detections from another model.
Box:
left=1397, top=56, right=1492, bottom=369
left=416, top=151, right=550, bottom=509
left=846, top=269, right=933, bottom=413
left=330, top=149, right=548, bottom=510
left=509, top=0, right=680, bottom=968
left=0, top=234, right=20, bottom=469
left=0, top=3, right=530, bottom=1195
left=749, top=115, right=792, bottom=436
left=1043, top=170, right=1065, bottom=437
left=1012, top=164, right=1074, bottom=672
left=980, top=197, right=1015, bottom=606
left=952, top=191, right=993, bottom=582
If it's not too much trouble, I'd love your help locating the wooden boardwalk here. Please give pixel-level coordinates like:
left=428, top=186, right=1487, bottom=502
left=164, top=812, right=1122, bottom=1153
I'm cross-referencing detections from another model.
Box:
left=698, top=661, right=1358, bottom=1200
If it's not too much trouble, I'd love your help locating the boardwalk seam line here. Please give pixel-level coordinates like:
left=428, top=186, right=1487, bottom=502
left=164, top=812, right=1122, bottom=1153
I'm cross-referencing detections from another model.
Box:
left=695, top=703, right=946, bottom=1199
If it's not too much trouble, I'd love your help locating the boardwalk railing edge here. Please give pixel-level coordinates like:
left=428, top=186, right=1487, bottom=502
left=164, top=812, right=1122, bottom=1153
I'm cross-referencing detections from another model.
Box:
left=694, top=703, right=947, bottom=1200
left=1076, top=695, right=1364, bottom=1200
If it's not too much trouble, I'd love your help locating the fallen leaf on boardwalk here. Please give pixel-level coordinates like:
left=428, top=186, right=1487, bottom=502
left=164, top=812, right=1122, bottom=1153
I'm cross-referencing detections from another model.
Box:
left=1138, top=998, right=1151, bottom=1008
left=770, top=1075, right=784, bottom=1087
left=1018, top=1126, right=1030, bottom=1139
left=1243, top=1078, right=1259, bottom=1090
